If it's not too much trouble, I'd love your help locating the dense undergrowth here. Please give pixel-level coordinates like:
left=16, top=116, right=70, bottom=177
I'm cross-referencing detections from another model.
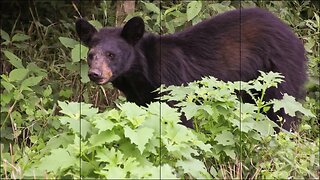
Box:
left=1, top=1, right=319, bottom=179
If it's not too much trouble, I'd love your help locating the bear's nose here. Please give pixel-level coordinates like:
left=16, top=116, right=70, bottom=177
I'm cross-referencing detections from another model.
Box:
left=88, top=69, right=102, bottom=80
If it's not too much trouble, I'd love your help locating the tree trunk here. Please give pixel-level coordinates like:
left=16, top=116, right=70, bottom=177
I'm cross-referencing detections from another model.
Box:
left=116, top=1, right=135, bottom=26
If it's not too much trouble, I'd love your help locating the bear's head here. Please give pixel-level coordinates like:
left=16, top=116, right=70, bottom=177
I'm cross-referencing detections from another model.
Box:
left=76, top=17, right=145, bottom=84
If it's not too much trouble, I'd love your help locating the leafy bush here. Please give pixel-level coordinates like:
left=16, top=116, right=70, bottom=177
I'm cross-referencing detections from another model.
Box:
left=4, top=72, right=316, bottom=179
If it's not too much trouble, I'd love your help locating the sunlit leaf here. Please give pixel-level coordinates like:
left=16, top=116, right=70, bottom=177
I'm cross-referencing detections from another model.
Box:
left=187, top=1, right=202, bottom=21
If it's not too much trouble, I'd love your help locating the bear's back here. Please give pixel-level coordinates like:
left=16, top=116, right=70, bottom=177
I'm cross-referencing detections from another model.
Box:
left=157, top=8, right=306, bottom=100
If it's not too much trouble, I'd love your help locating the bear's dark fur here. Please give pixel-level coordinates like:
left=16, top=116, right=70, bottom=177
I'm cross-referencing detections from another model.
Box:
left=76, top=8, right=306, bottom=131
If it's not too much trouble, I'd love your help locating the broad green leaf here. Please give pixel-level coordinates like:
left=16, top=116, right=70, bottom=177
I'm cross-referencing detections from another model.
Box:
left=304, top=38, right=315, bottom=53
left=71, top=44, right=88, bottom=62
left=26, top=62, right=47, bottom=77
left=1, top=29, right=10, bottom=41
left=58, top=101, right=80, bottom=118
left=96, top=147, right=124, bottom=165
left=224, top=148, right=236, bottom=159
left=89, top=130, right=120, bottom=146
left=80, top=102, right=98, bottom=117
left=122, top=157, right=140, bottom=173
left=9, top=68, right=29, bottom=81
left=60, top=116, right=91, bottom=138
left=88, top=20, right=103, bottom=29
left=102, top=166, right=127, bottom=179
left=273, top=93, right=315, bottom=117
left=124, top=126, right=154, bottom=154
left=143, top=2, right=160, bottom=14
left=107, top=109, right=121, bottom=121
left=214, top=131, right=235, bottom=146
left=253, top=120, right=276, bottom=136
left=161, top=103, right=180, bottom=123
left=59, top=89, right=73, bottom=98
left=43, top=85, right=52, bottom=97
left=12, top=33, right=30, bottom=42
left=43, top=133, right=74, bottom=151
left=187, top=1, right=202, bottom=21
left=1, top=81, right=15, bottom=91
left=21, top=76, right=43, bottom=88
left=208, top=3, right=234, bottom=13
left=146, top=102, right=161, bottom=116
left=37, top=148, right=77, bottom=173
left=121, top=102, right=147, bottom=126
left=94, top=117, right=115, bottom=133
left=130, top=165, right=161, bottom=179
left=160, top=164, right=176, bottom=179
left=165, top=21, right=175, bottom=33
left=3, top=50, right=24, bottom=68
left=80, top=63, right=90, bottom=83
left=80, top=119, right=92, bottom=139
left=181, top=102, right=199, bottom=119
left=59, top=37, right=79, bottom=48
left=177, top=159, right=210, bottom=179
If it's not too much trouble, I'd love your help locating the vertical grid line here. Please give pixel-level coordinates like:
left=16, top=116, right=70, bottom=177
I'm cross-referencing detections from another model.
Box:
left=79, top=2, right=82, bottom=179
left=159, top=1, right=162, bottom=179
left=239, top=1, right=243, bottom=178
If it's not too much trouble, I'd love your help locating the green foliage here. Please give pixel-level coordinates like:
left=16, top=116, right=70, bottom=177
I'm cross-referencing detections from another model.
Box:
left=21, top=100, right=211, bottom=179
left=1, top=1, right=319, bottom=179
left=2, top=73, right=317, bottom=179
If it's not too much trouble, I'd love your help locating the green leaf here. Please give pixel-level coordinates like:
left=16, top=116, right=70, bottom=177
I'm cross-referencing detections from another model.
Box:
left=224, top=148, right=236, bottom=160
left=1, top=29, right=10, bottom=41
left=59, top=37, right=79, bottom=48
left=177, top=158, right=210, bottom=179
left=273, top=93, right=315, bottom=117
left=94, top=117, right=115, bottom=133
left=9, top=68, right=29, bottom=81
left=96, top=147, right=124, bottom=165
left=160, top=103, right=180, bottom=124
left=181, top=102, right=199, bottom=119
left=253, top=120, right=276, bottom=136
left=12, top=33, right=30, bottom=42
left=60, top=116, right=91, bottom=138
left=88, top=20, right=103, bottom=29
left=208, top=3, right=234, bottom=13
left=214, top=131, right=235, bottom=146
left=124, top=126, right=154, bottom=154
left=103, top=166, right=127, bottom=179
left=160, top=164, right=176, bottom=179
left=143, top=2, right=160, bottom=14
left=1, top=81, right=15, bottom=91
left=71, top=44, right=88, bottom=62
left=187, top=1, right=202, bottom=21
left=3, top=50, right=24, bottom=68
left=37, top=148, right=77, bottom=173
left=43, top=85, right=52, bottom=97
left=26, top=62, right=47, bottom=77
left=89, top=130, right=120, bottom=146
left=80, top=102, right=98, bottom=117
left=21, top=76, right=43, bottom=88
left=58, top=101, right=80, bottom=118
left=80, top=63, right=90, bottom=83
left=120, top=102, right=147, bottom=126
left=59, top=89, right=73, bottom=98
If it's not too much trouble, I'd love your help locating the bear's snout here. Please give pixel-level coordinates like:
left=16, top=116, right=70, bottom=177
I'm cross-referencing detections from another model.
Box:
left=88, top=64, right=113, bottom=85
left=88, top=69, right=102, bottom=81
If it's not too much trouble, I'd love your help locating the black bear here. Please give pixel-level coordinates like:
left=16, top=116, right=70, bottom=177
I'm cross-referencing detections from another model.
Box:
left=76, top=8, right=306, bottom=131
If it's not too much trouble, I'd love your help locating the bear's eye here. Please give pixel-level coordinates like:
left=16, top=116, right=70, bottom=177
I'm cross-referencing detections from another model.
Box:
left=88, top=53, right=93, bottom=59
left=106, top=52, right=115, bottom=59
left=87, top=52, right=94, bottom=63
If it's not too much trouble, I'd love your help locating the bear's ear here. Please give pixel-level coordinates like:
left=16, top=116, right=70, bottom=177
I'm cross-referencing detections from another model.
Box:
left=75, top=19, right=97, bottom=46
left=121, top=17, right=145, bottom=45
